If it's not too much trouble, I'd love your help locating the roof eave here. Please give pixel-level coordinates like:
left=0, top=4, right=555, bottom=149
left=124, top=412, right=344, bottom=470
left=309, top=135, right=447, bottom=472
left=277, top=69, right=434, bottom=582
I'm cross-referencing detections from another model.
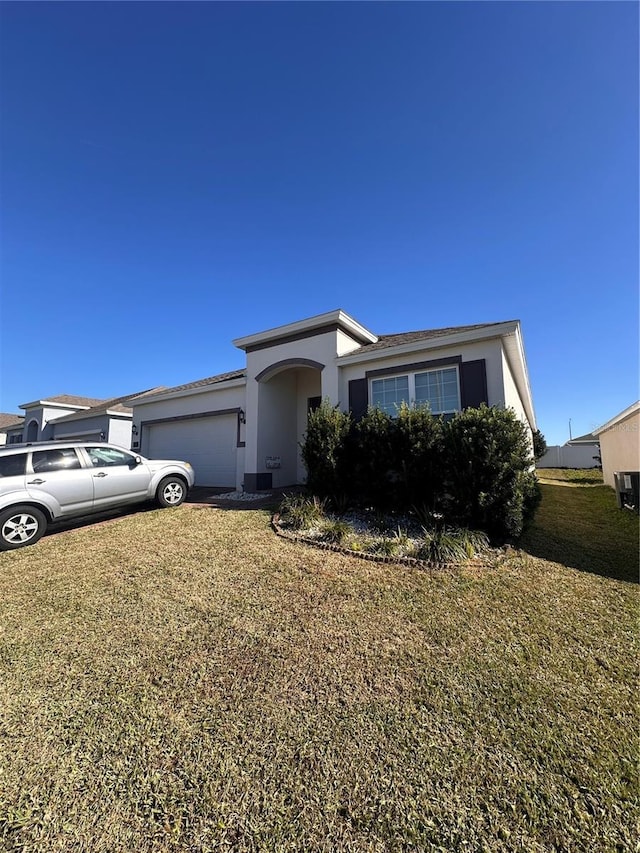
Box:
left=593, top=400, right=640, bottom=436
left=336, top=321, right=520, bottom=366
left=132, top=375, right=247, bottom=406
left=501, top=324, right=537, bottom=432
left=20, top=400, right=92, bottom=412
left=233, top=309, right=378, bottom=351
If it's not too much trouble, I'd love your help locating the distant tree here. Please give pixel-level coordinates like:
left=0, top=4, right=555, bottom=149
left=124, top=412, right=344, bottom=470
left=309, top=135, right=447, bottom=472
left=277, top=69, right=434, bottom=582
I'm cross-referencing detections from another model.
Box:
left=532, top=429, right=547, bottom=461
left=592, top=446, right=602, bottom=470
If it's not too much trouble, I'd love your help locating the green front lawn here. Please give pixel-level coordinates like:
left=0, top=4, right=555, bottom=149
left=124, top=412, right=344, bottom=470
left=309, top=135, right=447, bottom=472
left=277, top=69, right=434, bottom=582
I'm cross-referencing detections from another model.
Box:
left=0, top=481, right=637, bottom=852
left=525, top=469, right=638, bottom=583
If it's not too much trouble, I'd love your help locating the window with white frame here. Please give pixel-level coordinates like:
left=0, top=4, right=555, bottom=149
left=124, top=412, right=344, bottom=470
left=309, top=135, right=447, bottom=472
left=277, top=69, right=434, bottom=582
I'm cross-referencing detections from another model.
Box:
left=370, top=366, right=460, bottom=416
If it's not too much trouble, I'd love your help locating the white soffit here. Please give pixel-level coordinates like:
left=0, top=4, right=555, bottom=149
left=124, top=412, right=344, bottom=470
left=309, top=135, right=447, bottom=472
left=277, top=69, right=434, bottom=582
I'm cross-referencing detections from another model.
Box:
left=502, top=325, right=537, bottom=431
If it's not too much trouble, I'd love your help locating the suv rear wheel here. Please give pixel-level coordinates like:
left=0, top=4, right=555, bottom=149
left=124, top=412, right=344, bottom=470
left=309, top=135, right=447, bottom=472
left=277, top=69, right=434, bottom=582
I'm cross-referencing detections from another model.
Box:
left=0, top=506, right=47, bottom=551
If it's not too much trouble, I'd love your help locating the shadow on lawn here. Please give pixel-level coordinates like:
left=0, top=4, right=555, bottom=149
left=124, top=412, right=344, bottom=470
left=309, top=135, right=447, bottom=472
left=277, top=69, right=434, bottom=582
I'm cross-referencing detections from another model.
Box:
left=45, top=503, right=159, bottom=540
left=519, top=482, right=639, bottom=584
left=42, top=489, right=281, bottom=543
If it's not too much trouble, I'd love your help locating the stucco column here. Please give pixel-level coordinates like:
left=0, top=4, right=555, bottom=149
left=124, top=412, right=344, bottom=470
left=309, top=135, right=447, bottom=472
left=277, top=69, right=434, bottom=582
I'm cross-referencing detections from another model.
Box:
left=243, top=371, right=260, bottom=479
left=320, top=363, right=340, bottom=408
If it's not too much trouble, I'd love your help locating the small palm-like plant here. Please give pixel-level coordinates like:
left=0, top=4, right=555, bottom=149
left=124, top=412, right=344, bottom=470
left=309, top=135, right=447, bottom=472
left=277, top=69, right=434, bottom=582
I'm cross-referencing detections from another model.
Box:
left=369, top=538, right=399, bottom=556
left=279, top=493, right=326, bottom=530
left=418, top=526, right=489, bottom=563
left=321, top=519, right=353, bottom=545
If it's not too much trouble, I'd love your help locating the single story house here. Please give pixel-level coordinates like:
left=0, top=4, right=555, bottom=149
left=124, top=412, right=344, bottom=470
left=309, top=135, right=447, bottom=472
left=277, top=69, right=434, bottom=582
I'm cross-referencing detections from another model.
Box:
left=14, top=395, right=106, bottom=444
left=131, top=309, right=536, bottom=490
left=593, top=401, right=640, bottom=489
left=0, top=414, right=25, bottom=445
left=12, top=391, right=159, bottom=447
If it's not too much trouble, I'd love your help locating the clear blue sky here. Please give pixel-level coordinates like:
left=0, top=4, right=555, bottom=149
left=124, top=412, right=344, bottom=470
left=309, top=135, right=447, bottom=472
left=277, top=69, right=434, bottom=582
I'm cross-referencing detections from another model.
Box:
left=1, top=2, right=637, bottom=445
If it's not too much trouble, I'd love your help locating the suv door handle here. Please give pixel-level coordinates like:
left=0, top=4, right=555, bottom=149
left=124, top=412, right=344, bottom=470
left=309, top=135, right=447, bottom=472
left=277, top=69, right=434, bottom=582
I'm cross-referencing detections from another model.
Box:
left=27, top=479, right=45, bottom=485
left=93, top=472, right=108, bottom=478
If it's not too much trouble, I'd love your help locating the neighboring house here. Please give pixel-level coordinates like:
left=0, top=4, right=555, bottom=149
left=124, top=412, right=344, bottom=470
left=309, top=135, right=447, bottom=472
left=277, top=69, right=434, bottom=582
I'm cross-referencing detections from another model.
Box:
left=19, top=395, right=107, bottom=443
left=131, top=309, right=536, bottom=490
left=537, top=432, right=600, bottom=469
left=47, top=388, right=162, bottom=446
left=0, top=414, right=25, bottom=445
left=13, top=391, right=161, bottom=447
left=567, top=431, right=599, bottom=447
left=593, top=401, right=640, bottom=488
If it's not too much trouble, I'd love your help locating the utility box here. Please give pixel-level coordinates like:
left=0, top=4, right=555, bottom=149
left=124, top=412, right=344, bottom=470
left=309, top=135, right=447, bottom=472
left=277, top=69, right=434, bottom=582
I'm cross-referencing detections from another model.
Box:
left=613, top=471, right=640, bottom=513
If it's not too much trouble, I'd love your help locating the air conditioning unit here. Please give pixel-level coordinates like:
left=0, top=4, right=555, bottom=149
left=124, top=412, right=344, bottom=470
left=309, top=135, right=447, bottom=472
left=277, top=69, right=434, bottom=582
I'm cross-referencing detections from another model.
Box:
left=613, top=471, right=639, bottom=514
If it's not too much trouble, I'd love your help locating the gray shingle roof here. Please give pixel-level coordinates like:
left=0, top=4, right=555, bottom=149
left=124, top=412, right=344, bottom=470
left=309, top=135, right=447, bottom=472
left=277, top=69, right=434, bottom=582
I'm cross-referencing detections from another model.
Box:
left=338, top=321, right=514, bottom=357
left=0, top=414, right=24, bottom=430
left=136, top=369, right=247, bottom=399
left=48, top=394, right=108, bottom=406
left=51, top=388, right=164, bottom=423
left=22, top=394, right=107, bottom=408
left=567, top=432, right=598, bottom=445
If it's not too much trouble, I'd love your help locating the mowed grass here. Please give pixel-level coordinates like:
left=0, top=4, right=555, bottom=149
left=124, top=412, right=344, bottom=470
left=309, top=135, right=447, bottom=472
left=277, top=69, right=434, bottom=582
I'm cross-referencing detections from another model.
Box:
left=0, top=489, right=638, bottom=852
left=525, top=469, right=638, bottom=583
left=536, top=467, right=604, bottom=485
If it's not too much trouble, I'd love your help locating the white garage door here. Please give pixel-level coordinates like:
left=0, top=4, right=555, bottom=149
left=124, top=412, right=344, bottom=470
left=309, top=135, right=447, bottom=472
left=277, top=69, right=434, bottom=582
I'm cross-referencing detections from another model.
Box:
left=145, top=415, right=237, bottom=487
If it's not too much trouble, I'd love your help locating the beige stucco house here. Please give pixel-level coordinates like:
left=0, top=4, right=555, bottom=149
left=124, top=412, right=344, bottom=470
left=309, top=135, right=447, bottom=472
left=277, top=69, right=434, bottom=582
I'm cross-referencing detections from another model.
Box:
left=131, top=309, right=536, bottom=490
left=593, top=401, right=640, bottom=488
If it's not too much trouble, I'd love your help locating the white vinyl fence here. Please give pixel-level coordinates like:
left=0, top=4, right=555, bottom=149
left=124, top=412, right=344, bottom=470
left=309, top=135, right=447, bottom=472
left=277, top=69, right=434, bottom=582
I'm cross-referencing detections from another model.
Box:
left=537, top=445, right=600, bottom=469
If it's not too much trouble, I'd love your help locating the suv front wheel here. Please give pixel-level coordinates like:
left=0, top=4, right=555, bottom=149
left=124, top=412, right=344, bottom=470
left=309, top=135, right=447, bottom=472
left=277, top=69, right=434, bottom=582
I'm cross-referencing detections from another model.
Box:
left=0, top=506, right=48, bottom=551
left=156, top=477, right=187, bottom=508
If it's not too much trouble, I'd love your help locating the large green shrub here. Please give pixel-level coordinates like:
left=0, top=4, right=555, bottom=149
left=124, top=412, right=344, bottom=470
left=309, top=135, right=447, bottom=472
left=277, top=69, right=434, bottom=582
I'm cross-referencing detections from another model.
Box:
left=348, top=406, right=396, bottom=507
left=442, top=405, right=539, bottom=541
left=393, top=403, right=445, bottom=510
left=300, top=400, right=540, bottom=542
left=345, top=404, right=445, bottom=510
left=300, top=399, right=351, bottom=498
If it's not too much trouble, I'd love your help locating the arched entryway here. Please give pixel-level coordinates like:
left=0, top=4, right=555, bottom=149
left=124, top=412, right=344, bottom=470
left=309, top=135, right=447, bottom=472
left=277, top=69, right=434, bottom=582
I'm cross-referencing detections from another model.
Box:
left=254, top=359, right=323, bottom=487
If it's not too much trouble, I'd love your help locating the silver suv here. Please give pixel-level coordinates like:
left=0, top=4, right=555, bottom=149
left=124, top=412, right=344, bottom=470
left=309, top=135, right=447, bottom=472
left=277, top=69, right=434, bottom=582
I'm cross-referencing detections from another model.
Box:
left=0, top=442, right=195, bottom=550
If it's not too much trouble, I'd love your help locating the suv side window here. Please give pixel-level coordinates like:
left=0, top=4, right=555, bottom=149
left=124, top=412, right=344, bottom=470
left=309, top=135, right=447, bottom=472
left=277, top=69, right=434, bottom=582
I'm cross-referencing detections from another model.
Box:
left=0, top=454, right=27, bottom=477
left=32, top=448, right=82, bottom=473
left=86, top=447, right=136, bottom=468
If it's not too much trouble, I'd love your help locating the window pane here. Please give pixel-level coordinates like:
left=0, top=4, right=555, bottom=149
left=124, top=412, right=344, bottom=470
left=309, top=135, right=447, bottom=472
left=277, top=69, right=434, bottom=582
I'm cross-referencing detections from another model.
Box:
left=371, top=375, right=409, bottom=416
left=0, top=454, right=27, bottom=477
left=415, top=368, right=460, bottom=413
left=32, top=448, right=82, bottom=473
